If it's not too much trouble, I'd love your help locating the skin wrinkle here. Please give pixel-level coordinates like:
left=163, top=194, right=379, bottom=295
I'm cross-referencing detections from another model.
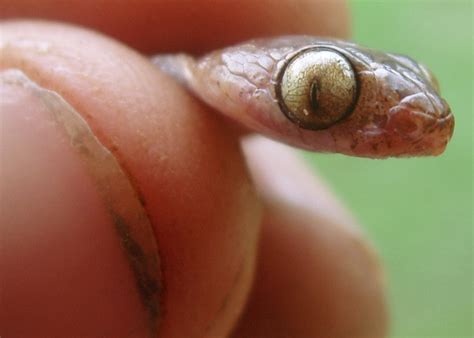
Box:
left=204, top=254, right=250, bottom=335
left=1, top=70, right=163, bottom=336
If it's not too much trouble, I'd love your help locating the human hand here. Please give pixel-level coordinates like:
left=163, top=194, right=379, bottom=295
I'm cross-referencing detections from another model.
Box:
left=0, top=1, right=387, bottom=337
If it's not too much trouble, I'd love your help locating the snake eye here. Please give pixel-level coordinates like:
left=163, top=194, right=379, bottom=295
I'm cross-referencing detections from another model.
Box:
left=276, top=47, right=359, bottom=130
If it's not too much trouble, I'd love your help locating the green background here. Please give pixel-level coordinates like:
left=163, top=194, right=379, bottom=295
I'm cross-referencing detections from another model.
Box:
left=303, top=1, right=473, bottom=337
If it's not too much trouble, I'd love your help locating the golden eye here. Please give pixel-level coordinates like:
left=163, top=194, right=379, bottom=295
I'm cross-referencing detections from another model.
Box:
left=276, top=47, right=359, bottom=130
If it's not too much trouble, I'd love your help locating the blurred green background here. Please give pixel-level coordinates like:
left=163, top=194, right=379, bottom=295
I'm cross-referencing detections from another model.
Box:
left=303, top=1, right=473, bottom=337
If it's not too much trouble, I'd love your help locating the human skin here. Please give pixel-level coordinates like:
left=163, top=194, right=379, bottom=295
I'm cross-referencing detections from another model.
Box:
left=0, top=1, right=387, bottom=337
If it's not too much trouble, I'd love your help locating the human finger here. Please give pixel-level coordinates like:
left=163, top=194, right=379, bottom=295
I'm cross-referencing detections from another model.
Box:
left=0, top=21, right=262, bottom=338
left=231, top=136, right=388, bottom=338
left=0, top=0, right=350, bottom=53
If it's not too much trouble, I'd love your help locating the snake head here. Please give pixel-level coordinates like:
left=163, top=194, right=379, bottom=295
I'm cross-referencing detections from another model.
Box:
left=273, top=42, right=455, bottom=157
left=330, top=48, right=455, bottom=157
left=154, top=36, right=454, bottom=158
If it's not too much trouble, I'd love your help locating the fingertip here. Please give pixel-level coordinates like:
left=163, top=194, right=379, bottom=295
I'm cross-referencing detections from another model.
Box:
left=242, top=136, right=358, bottom=232
left=0, top=70, right=152, bottom=337
left=233, top=137, right=388, bottom=338
left=1, top=21, right=262, bottom=336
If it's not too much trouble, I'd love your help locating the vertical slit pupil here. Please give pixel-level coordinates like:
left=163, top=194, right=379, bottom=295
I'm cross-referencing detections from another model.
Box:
left=309, top=80, right=319, bottom=112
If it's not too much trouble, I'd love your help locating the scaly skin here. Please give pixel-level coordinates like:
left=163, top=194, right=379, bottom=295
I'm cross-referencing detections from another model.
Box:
left=153, top=36, right=454, bottom=158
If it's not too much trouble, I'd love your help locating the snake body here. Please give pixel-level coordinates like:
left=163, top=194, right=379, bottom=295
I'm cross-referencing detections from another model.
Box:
left=153, top=36, right=454, bottom=158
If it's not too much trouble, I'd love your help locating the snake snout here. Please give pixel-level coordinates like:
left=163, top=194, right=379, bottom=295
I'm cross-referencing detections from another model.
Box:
left=385, top=91, right=454, bottom=156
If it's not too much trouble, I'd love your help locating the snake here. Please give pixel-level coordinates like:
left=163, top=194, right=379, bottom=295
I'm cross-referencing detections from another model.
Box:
left=152, top=36, right=454, bottom=158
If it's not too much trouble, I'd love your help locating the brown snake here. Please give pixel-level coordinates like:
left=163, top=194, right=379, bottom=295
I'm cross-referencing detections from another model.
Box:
left=153, top=36, right=454, bottom=158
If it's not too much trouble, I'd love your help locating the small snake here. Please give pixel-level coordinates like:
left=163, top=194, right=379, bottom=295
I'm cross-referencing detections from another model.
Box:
left=152, top=36, right=454, bottom=158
